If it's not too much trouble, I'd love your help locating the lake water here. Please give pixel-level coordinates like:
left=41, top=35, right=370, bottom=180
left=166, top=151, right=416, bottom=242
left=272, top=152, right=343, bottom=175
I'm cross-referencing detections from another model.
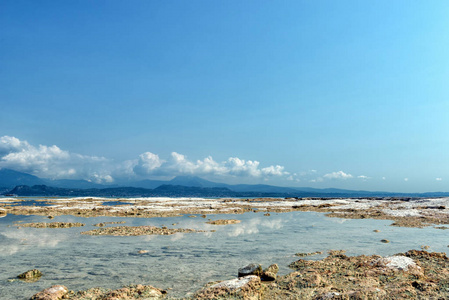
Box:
left=0, top=209, right=447, bottom=299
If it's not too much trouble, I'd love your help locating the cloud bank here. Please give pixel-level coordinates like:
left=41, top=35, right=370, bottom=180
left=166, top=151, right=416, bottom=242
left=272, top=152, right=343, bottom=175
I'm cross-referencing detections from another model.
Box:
left=0, top=136, right=112, bottom=183
left=0, top=136, right=292, bottom=183
left=0, top=136, right=385, bottom=186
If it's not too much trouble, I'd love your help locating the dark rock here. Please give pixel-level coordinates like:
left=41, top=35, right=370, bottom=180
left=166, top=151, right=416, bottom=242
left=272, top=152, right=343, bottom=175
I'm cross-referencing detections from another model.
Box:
left=238, top=263, right=263, bottom=277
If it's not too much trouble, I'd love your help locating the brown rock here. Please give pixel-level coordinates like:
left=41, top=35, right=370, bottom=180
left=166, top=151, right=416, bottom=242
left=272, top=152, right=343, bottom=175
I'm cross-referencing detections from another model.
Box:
left=194, top=275, right=262, bottom=299
left=206, top=219, right=241, bottom=225
left=31, top=285, right=68, bottom=300
left=18, top=269, right=42, bottom=281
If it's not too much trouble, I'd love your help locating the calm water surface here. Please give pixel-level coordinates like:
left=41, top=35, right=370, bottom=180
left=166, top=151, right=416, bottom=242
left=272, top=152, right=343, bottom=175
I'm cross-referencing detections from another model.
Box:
left=0, top=209, right=447, bottom=299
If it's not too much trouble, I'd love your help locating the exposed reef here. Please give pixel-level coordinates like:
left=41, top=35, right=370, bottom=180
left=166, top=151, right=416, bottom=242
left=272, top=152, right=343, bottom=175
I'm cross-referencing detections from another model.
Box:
left=18, top=222, right=85, bottom=228
left=206, top=219, right=241, bottom=225
left=80, top=225, right=208, bottom=236
left=2, top=197, right=449, bottom=229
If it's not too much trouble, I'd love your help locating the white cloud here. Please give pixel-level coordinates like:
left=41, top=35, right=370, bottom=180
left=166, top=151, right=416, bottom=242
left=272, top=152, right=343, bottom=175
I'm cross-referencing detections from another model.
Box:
left=436, top=178, right=443, bottom=181
left=0, top=136, right=32, bottom=155
left=323, top=171, right=353, bottom=180
left=0, top=136, right=294, bottom=183
left=261, top=165, right=289, bottom=177
left=0, top=136, right=112, bottom=183
left=404, top=178, right=409, bottom=182
left=357, top=175, right=370, bottom=181
left=133, top=152, right=164, bottom=176
left=226, top=157, right=262, bottom=177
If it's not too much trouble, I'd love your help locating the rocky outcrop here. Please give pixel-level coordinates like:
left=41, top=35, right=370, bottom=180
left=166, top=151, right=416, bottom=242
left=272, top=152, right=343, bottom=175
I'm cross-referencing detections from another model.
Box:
left=80, top=225, right=207, bottom=236
left=18, top=269, right=42, bottom=282
left=31, top=285, right=68, bottom=300
left=206, top=219, right=241, bottom=225
left=19, top=222, right=85, bottom=228
left=93, top=221, right=126, bottom=227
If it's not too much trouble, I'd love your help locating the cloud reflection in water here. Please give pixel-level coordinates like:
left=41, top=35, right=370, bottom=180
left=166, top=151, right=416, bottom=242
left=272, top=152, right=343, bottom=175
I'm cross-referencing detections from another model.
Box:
left=228, top=218, right=284, bottom=237
left=0, top=228, right=67, bottom=255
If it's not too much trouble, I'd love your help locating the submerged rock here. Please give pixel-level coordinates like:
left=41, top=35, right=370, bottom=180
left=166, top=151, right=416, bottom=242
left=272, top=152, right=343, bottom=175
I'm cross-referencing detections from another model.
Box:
left=18, top=269, right=42, bottom=282
left=31, top=285, right=68, bottom=300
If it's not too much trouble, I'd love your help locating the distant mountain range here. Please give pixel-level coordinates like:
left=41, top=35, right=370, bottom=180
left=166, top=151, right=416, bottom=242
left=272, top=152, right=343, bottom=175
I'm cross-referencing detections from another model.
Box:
left=1, top=168, right=449, bottom=198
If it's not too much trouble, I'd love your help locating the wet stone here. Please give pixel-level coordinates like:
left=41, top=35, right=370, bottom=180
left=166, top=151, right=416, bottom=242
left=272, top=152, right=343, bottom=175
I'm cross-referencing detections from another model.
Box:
left=18, top=269, right=42, bottom=282
left=238, top=263, right=263, bottom=277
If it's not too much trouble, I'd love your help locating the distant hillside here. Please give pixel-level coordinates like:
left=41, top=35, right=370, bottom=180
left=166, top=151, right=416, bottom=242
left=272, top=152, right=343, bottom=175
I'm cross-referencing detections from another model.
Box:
left=0, top=169, right=45, bottom=187
left=2, top=169, right=449, bottom=198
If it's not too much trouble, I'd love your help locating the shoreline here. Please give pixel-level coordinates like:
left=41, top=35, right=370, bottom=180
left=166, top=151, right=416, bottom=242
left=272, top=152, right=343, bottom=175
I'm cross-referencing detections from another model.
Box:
left=29, top=249, right=449, bottom=299
left=2, top=196, right=449, bottom=299
left=1, top=196, right=449, bottom=228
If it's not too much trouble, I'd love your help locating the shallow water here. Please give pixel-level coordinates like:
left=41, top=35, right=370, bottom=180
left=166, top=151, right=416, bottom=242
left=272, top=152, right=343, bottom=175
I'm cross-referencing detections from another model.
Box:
left=0, top=209, right=447, bottom=299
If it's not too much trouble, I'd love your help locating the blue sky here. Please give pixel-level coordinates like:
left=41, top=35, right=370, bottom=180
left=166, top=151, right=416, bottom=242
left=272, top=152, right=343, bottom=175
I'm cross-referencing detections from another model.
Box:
left=1, top=1, right=449, bottom=192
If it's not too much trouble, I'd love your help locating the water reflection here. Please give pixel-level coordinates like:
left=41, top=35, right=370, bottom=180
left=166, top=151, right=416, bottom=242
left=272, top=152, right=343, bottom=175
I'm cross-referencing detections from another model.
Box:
left=228, top=218, right=284, bottom=237
left=0, top=228, right=67, bottom=255
left=0, top=210, right=448, bottom=300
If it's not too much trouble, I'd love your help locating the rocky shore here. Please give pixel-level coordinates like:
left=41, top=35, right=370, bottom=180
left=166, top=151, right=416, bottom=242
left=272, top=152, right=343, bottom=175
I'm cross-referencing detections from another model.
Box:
left=1, top=197, right=448, bottom=229
left=3, top=196, right=449, bottom=299
left=29, top=249, right=449, bottom=299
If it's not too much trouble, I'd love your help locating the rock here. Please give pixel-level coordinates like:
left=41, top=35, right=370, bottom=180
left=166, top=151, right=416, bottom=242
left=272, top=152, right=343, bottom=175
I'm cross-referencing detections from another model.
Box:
left=238, top=263, right=263, bottom=277
left=31, top=285, right=68, bottom=300
left=261, top=271, right=277, bottom=281
left=380, top=239, right=390, bottom=243
left=373, top=229, right=380, bottom=232
left=65, top=284, right=166, bottom=299
left=316, top=291, right=341, bottom=299
left=206, top=219, right=241, bottom=225
left=138, top=250, right=149, bottom=254
left=20, top=222, right=85, bottom=228
left=374, top=255, right=420, bottom=271
left=265, top=264, right=279, bottom=274
left=194, top=275, right=262, bottom=299
left=18, top=269, right=42, bottom=281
